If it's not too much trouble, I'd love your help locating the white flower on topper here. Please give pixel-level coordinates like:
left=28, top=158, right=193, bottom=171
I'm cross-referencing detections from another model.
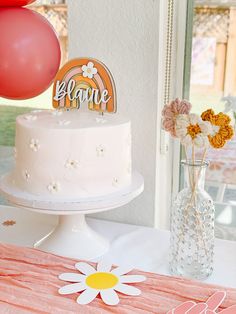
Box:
left=29, top=139, right=40, bottom=152
left=48, top=181, right=61, bottom=193
left=175, top=113, right=212, bottom=148
left=24, top=114, right=37, bottom=121
left=58, top=261, right=146, bottom=306
left=22, top=170, right=30, bottom=181
left=65, top=159, right=79, bottom=169
left=82, top=62, right=98, bottom=79
left=96, top=144, right=106, bottom=157
left=58, top=120, right=71, bottom=126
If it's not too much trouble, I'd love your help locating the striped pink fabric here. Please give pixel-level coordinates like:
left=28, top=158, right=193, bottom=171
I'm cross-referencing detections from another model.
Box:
left=0, top=243, right=235, bottom=313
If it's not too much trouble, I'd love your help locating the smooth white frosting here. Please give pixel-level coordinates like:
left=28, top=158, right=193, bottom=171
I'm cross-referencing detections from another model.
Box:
left=10, top=110, right=132, bottom=200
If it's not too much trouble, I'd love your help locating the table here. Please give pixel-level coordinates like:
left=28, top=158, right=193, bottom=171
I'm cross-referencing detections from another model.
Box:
left=0, top=205, right=236, bottom=289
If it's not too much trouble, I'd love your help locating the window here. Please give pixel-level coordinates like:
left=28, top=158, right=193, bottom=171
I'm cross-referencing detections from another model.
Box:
left=182, top=0, right=236, bottom=241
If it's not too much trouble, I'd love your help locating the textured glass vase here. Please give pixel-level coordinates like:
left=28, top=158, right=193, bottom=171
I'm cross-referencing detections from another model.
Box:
left=170, top=160, right=215, bottom=280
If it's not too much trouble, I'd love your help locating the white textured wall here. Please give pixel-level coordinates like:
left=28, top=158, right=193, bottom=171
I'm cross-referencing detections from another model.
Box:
left=68, top=0, right=160, bottom=226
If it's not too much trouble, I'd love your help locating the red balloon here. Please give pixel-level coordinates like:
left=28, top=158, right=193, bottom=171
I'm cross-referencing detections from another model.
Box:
left=0, top=8, right=61, bottom=100
left=0, top=0, right=36, bottom=7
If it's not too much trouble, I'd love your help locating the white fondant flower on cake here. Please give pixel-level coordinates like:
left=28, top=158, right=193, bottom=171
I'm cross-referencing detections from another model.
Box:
left=95, top=117, right=107, bottom=124
left=59, top=261, right=146, bottom=306
left=65, top=159, right=79, bottom=169
left=112, top=177, right=119, bottom=187
left=29, top=139, right=40, bottom=152
left=96, top=145, right=106, bottom=157
left=48, top=181, right=61, bottom=193
left=22, top=170, right=30, bottom=181
left=24, top=114, right=37, bottom=121
left=52, top=110, right=63, bottom=116
left=82, top=62, right=98, bottom=79
left=58, top=120, right=71, bottom=126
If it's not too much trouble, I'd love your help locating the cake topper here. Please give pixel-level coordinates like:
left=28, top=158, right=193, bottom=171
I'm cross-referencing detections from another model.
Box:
left=52, top=58, right=117, bottom=113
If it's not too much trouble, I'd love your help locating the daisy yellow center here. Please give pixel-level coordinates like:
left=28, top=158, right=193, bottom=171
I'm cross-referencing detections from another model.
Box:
left=187, top=124, right=201, bottom=139
left=86, top=272, right=118, bottom=290
left=87, top=68, right=92, bottom=73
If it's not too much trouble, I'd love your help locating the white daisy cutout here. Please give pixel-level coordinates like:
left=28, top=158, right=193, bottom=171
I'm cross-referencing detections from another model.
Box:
left=82, top=62, right=98, bottom=79
left=58, top=120, right=71, bottom=126
left=59, top=261, right=146, bottom=306
left=24, top=115, right=37, bottom=121
left=65, top=159, right=79, bottom=169
left=96, top=145, right=106, bottom=157
left=48, top=181, right=61, bottom=193
left=29, top=139, right=40, bottom=152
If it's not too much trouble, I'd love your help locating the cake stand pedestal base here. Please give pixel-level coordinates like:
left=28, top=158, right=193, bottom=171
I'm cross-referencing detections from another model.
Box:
left=34, top=214, right=109, bottom=260
left=0, top=171, right=144, bottom=260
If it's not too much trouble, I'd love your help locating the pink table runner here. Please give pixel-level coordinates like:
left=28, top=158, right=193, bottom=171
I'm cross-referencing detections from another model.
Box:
left=0, top=243, right=235, bottom=313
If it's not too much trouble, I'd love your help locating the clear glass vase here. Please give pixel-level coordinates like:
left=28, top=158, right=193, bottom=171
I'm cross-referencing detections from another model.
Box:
left=170, top=160, right=215, bottom=280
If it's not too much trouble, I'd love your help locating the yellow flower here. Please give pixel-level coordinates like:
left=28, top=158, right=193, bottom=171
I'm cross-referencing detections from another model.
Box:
left=201, top=109, right=234, bottom=149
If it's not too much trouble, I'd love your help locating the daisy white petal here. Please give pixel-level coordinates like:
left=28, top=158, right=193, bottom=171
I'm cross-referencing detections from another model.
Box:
left=199, top=120, right=212, bottom=135
left=115, top=283, right=141, bottom=296
left=59, top=273, right=86, bottom=283
left=96, top=260, right=112, bottom=273
left=189, top=113, right=200, bottom=125
left=176, top=126, right=187, bottom=138
left=119, top=275, right=146, bottom=283
left=194, top=134, right=209, bottom=148
left=76, top=288, right=99, bottom=305
left=176, top=115, right=189, bottom=128
left=75, top=262, right=96, bottom=275
left=100, top=289, right=119, bottom=306
left=58, top=282, right=86, bottom=295
left=81, top=65, right=87, bottom=72
left=111, top=265, right=133, bottom=276
left=180, top=134, right=192, bottom=146
left=87, top=73, right=93, bottom=79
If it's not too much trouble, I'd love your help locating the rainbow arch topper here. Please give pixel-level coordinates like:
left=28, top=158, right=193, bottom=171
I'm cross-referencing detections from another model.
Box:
left=52, top=58, right=117, bottom=113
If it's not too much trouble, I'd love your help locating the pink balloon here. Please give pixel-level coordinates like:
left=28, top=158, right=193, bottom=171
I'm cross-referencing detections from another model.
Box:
left=0, top=8, right=61, bottom=100
left=0, top=0, right=36, bottom=6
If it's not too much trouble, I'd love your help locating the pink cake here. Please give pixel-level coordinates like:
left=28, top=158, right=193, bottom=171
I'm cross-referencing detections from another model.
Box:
left=0, top=243, right=235, bottom=313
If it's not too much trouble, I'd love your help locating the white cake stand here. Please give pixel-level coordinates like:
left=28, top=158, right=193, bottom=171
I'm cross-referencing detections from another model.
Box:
left=0, top=172, right=144, bottom=260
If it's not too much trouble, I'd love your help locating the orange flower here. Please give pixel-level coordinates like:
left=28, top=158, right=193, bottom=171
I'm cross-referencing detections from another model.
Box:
left=201, top=109, right=234, bottom=149
left=201, top=109, right=214, bottom=122
left=212, top=112, right=231, bottom=126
